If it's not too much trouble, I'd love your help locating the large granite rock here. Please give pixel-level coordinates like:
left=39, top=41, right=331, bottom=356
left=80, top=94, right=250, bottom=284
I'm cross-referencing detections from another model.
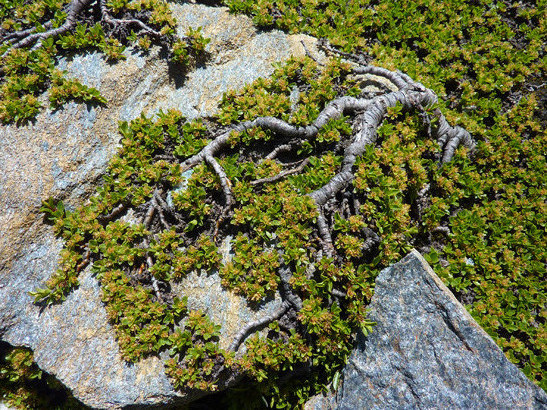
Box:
left=305, top=250, right=547, bottom=409
left=0, top=3, right=326, bottom=409
left=4, top=3, right=542, bottom=408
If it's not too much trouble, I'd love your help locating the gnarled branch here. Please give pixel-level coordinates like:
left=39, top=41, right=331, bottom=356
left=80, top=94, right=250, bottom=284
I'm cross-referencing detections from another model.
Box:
left=229, top=301, right=291, bottom=352
left=180, top=62, right=475, bottom=349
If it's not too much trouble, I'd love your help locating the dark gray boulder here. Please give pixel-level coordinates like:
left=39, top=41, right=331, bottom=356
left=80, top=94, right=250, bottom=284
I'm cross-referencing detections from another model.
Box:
left=305, top=250, right=547, bottom=409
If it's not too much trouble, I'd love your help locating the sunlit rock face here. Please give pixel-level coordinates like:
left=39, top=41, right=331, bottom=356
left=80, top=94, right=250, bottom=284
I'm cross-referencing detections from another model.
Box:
left=0, top=3, right=325, bottom=408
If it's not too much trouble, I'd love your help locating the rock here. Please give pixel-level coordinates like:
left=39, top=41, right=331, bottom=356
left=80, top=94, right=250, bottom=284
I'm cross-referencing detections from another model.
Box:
left=305, top=250, right=547, bottom=409
left=0, top=4, right=326, bottom=409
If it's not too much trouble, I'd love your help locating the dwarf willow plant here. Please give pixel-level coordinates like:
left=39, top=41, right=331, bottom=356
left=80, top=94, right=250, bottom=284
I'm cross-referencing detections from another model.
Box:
left=425, top=96, right=546, bottom=388
left=19, top=0, right=545, bottom=407
left=0, top=0, right=209, bottom=124
left=225, top=0, right=547, bottom=392
left=32, top=56, right=470, bottom=405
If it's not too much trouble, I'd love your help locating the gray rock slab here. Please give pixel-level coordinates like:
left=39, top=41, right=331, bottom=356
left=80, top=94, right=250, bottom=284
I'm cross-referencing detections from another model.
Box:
left=0, top=4, right=326, bottom=409
left=305, top=250, right=547, bottom=409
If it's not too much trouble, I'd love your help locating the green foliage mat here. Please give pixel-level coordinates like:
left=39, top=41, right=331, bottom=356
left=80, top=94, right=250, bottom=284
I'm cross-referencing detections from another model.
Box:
left=224, top=0, right=546, bottom=392
left=34, top=59, right=382, bottom=405
left=0, top=342, right=86, bottom=409
left=0, top=0, right=545, bottom=408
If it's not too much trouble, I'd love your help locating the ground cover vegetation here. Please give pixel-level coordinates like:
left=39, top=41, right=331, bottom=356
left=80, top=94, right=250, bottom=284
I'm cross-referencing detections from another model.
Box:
left=222, top=0, right=547, bottom=395
left=0, top=0, right=209, bottom=124
left=0, top=342, right=86, bottom=408
left=0, top=0, right=545, bottom=408
left=32, top=57, right=475, bottom=406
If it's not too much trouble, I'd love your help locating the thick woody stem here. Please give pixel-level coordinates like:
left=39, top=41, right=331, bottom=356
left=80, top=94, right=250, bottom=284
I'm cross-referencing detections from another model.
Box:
left=153, top=191, right=176, bottom=229
left=2, top=23, right=52, bottom=42
left=145, top=253, right=162, bottom=301
left=138, top=193, right=165, bottom=300
left=309, top=89, right=426, bottom=206
left=76, top=248, right=91, bottom=273
left=155, top=204, right=170, bottom=230
left=139, top=225, right=162, bottom=301
left=229, top=262, right=302, bottom=353
left=352, top=66, right=411, bottom=90
left=278, top=263, right=303, bottom=310
left=205, top=154, right=235, bottom=238
left=182, top=70, right=475, bottom=216
left=2, top=0, right=93, bottom=54
left=143, top=202, right=156, bottom=228
left=251, top=158, right=310, bottom=186
left=98, top=203, right=126, bottom=223
left=316, top=209, right=336, bottom=258
left=432, top=108, right=476, bottom=162
left=205, top=155, right=233, bottom=209
left=181, top=96, right=371, bottom=171
left=229, top=301, right=291, bottom=352
left=308, top=83, right=475, bottom=206
left=264, top=142, right=296, bottom=160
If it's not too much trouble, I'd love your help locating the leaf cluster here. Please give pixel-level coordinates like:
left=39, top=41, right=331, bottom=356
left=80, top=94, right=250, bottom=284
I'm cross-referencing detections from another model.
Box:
left=0, top=343, right=86, bottom=409
left=166, top=310, right=226, bottom=391
left=225, top=0, right=547, bottom=394
left=0, top=0, right=210, bottom=124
